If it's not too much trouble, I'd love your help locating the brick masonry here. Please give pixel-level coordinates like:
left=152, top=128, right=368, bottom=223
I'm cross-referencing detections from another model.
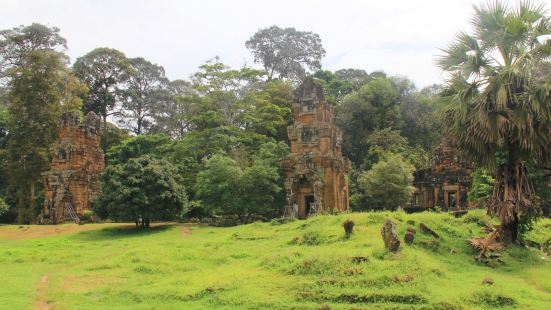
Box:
left=283, top=78, right=351, bottom=219
left=40, top=112, right=104, bottom=223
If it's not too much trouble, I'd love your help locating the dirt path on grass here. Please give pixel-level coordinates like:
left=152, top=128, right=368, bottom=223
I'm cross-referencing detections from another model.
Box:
left=180, top=223, right=193, bottom=237
left=0, top=224, right=121, bottom=241
left=36, top=275, right=51, bottom=310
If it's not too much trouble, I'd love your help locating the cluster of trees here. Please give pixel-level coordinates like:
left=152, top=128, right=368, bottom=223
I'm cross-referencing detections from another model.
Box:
left=0, top=24, right=86, bottom=223
left=0, top=23, right=439, bottom=225
left=0, top=1, right=548, bottom=240
left=316, top=70, right=442, bottom=210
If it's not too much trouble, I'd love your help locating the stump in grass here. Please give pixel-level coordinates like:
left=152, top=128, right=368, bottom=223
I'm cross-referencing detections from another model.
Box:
left=343, top=219, right=355, bottom=238
left=404, top=231, right=415, bottom=244
left=405, top=227, right=416, bottom=245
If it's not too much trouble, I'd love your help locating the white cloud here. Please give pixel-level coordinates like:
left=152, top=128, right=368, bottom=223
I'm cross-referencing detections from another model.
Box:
left=0, top=0, right=482, bottom=87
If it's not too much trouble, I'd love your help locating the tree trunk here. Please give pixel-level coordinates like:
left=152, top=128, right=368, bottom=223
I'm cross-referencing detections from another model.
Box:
left=28, top=181, right=35, bottom=224
left=17, top=189, right=24, bottom=224
left=488, top=160, right=535, bottom=243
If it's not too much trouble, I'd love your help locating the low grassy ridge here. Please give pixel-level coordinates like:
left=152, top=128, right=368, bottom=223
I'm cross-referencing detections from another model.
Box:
left=0, top=210, right=549, bottom=309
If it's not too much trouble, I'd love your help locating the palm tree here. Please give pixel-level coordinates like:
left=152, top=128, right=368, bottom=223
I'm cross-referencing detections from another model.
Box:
left=437, top=1, right=551, bottom=242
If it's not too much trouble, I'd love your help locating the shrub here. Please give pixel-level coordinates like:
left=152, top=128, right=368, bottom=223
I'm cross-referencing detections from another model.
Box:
left=0, top=197, right=8, bottom=217
left=359, top=154, right=415, bottom=210
left=462, top=212, right=491, bottom=227
left=80, top=210, right=95, bottom=222
left=471, top=291, right=516, bottom=308
left=343, top=219, right=355, bottom=237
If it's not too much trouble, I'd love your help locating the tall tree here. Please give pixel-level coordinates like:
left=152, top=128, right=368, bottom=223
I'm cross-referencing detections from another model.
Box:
left=0, top=23, right=66, bottom=82
left=73, top=48, right=132, bottom=143
left=437, top=1, right=551, bottom=242
left=246, top=26, right=326, bottom=81
left=192, top=58, right=265, bottom=127
left=6, top=50, right=85, bottom=223
left=120, top=57, right=169, bottom=134
left=152, top=79, right=193, bottom=137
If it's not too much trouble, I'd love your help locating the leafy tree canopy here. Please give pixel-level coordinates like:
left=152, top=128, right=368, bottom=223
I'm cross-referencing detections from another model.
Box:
left=0, top=23, right=66, bottom=81
left=336, top=76, right=403, bottom=164
left=96, top=155, right=188, bottom=228
left=312, top=70, right=353, bottom=105
left=107, top=134, right=173, bottom=165
left=359, top=154, right=415, bottom=211
left=246, top=25, right=325, bottom=81
left=119, top=57, right=170, bottom=135
left=73, top=47, right=133, bottom=138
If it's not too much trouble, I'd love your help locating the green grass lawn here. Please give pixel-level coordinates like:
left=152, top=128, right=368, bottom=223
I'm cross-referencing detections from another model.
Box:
left=0, top=210, right=549, bottom=309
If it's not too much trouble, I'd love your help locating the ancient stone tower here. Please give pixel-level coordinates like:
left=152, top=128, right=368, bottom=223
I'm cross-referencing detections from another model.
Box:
left=283, top=78, right=351, bottom=219
left=410, top=137, right=472, bottom=211
left=41, top=111, right=104, bottom=224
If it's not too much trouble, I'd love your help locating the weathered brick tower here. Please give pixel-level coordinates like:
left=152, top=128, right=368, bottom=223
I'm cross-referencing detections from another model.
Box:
left=410, top=137, right=472, bottom=210
left=283, top=78, right=351, bottom=219
left=40, top=111, right=104, bottom=224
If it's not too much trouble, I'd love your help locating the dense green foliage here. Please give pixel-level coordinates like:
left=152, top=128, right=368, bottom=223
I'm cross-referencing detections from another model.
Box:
left=358, top=154, right=415, bottom=210
left=120, top=57, right=170, bottom=134
left=0, top=19, right=449, bottom=223
left=73, top=47, right=132, bottom=147
left=0, top=196, right=8, bottom=217
left=195, top=142, right=288, bottom=223
left=96, top=156, right=188, bottom=227
left=0, top=23, right=67, bottom=80
left=468, top=169, right=495, bottom=206
left=0, top=210, right=549, bottom=309
left=6, top=49, right=85, bottom=223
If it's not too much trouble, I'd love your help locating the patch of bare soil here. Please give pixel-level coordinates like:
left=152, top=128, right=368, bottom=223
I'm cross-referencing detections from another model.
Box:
left=180, top=223, right=193, bottom=237
left=0, top=223, right=121, bottom=240
left=36, top=275, right=51, bottom=310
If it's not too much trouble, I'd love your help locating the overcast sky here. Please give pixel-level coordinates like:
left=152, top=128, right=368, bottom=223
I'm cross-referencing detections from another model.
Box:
left=2, top=0, right=484, bottom=88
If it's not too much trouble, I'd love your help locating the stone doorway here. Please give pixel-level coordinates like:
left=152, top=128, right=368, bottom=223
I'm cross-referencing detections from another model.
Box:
left=305, top=195, right=315, bottom=216
left=447, top=191, right=457, bottom=209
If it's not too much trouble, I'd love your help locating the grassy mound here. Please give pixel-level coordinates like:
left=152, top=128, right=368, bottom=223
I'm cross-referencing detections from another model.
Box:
left=0, top=209, right=549, bottom=309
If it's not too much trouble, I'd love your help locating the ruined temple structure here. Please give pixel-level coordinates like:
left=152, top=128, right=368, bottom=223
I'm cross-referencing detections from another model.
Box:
left=40, top=112, right=104, bottom=224
left=283, top=78, right=351, bottom=219
left=409, top=137, right=472, bottom=211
